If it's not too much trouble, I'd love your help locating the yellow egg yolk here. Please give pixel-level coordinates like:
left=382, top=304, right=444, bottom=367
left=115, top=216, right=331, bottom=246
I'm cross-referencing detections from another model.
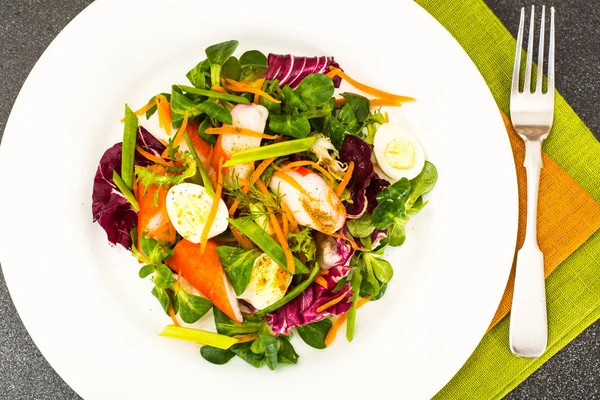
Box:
left=384, top=138, right=416, bottom=169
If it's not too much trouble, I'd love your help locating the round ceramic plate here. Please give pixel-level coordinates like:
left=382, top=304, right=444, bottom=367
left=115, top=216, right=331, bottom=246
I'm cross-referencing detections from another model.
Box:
left=0, top=0, right=518, bottom=399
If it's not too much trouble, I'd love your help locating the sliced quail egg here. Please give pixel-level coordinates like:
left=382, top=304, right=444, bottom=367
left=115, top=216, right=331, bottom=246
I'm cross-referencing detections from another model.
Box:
left=238, top=253, right=292, bottom=310
left=373, top=122, right=426, bottom=181
left=165, top=183, right=228, bottom=243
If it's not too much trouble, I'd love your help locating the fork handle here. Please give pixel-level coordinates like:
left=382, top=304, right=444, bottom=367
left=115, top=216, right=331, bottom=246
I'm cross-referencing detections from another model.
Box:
left=509, top=139, right=548, bottom=358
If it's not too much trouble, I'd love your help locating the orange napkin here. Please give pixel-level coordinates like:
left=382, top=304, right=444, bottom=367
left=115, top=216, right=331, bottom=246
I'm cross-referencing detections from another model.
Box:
left=487, top=113, right=600, bottom=331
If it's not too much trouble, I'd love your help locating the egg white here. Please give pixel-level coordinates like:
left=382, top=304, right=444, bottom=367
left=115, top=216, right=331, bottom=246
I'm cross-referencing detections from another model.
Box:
left=373, top=122, right=426, bottom=181
left=238, top=253, right=292, bottom=310
left=165, top=183, right=229, bottom=243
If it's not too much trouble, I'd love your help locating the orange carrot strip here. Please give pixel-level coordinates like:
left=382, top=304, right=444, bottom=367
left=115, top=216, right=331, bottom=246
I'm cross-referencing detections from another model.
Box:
left=280, top=202, right=299, bottom=233
left=283, top=161, right=335, bottom=182
left=205, top=126, right=278, bottom=140
left=319, top=269, right=330, bottom=275
left=212, top=84, right=227, bottom=93
left=228, top=186, right=249, bottom=217
left=272, top=171, right=314, bottom=199
left=282, top=213, right=289, bottom=237
left=256, top=180, right=295, bottom=274
left=120, top=99, right=157, bottom=122
left=167, top=112, right=189, bottom=156
left=370, top=98, right=404, bottom=108
left=200, top=158, right=224, bottom=252
left=253, top=79, right=264, bottom=104
left=315, top=276, right=328, bottom=289
left=251, top=158, right=276, bottom=183
left=330, top=232, right=361, bottom=251
left=316, top=290, right=351, bottom=313
left=328, top=67, right=415, bottom=103
left=160, top=111, right=188, bottom=158
left=168, top=304, right=180, bottom=327
left=136, top=145, right=174, bottom=167
left=384, top=111, right=389, bottom=123
left=325, top=70, right=338, bottom=79
left=335, top=98, right=347, bottom=107
left=335, top=161, right=354, bottom=197
left=324, top=296, right=373, bottom=347
left=155, top=94, right=172, bottom=135
left=225, top=78, right=281, bottom=104
left=231, top=226, right=254, bottom=250
left=228, top=200, right=242, bottom=216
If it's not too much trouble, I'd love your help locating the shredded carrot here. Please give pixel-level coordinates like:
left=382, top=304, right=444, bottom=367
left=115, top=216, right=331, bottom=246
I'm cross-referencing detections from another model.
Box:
left=212, top=84, right=227, bottom=93
left=282, top=160, right=335, bottom=182
left=282, top=213, right=289, bottom=237
left=253, top=79, right=264, bottom=104
left=330, top=232, right=361, bottom=251
left=231, top=226, right=254, bottom=250
left=136, top=145, right=174, bottom=167
left=319, top=269, right=330, bottom=275
left=335, top=161, right=354, bottom=197
left=316, top=290, right=351, bottom=313
left=384, top=111, right=389, bottom=123
left=272, top=171, right=314, bottom=199
left=280, top=202, right=299, bottom=233
left=200, top=158, right=224, bottom=253
left=251, top=157, right=276, bottom=183
left=233, top=333, right=259, bottom=343
left=327, top=67, right=416, bottom=103
left=370, top=98, right=404, bottom=108
left=120, top=99, right=157, bottom=122
left=163, top=112, right=189, bottom=159
left=155, top=94, right=172, bottom=135
left=228, top=200, right=241, bottom=216
left=225, top=78, right=281, bottom=104
left=324, top=296, right=374, bottom=347
left=228, top=187, right=249, bottom=217
left=335, top=98, right=347, bottom=107
left=256, top=180, right=295, bottom=274
left=168, top=304, right=180, bottom=327
left=315, top=276, right=328, bottom=288
left=205, top=126, right=278, bottom=140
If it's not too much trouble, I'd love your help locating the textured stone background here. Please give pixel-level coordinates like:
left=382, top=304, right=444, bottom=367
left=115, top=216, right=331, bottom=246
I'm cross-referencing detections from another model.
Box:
left=1, top=0, right=598, bottom=399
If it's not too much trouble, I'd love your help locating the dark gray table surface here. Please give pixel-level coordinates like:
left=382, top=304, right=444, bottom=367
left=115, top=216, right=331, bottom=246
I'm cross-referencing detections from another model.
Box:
left=1, top=1, right=598, bottom=399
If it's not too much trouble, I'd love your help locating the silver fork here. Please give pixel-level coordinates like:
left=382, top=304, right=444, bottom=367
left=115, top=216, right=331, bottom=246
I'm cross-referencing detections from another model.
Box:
left=509, top=5, right=555, bottom=358
left=509, top=6, right=554, bottom=357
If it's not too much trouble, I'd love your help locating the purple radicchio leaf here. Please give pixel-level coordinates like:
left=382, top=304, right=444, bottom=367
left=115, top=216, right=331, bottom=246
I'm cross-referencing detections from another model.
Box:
left=91, top=127, right=166, bottom=250
left=266, top=266, right=352, bottom=336
left=315, top=232, right=354, bottom=270
left=264, top=54, right=342, bottom=88
left=339, top=135, right=375, bottom=218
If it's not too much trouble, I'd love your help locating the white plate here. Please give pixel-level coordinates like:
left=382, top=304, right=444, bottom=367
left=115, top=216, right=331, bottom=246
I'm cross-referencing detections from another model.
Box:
left=0, top=0, right=518, bottom=399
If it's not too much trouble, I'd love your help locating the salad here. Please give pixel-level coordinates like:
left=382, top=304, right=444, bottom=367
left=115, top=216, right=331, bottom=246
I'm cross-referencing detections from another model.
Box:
left=92, top=40, right=437, bottom=370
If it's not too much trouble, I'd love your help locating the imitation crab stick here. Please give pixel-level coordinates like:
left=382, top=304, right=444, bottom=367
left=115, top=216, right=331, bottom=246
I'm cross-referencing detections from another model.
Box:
left=212, top=104, right=269, bottom=181
left=136, top=167, right=177, bottom=247
left=166, top=239, right=243, bottom=323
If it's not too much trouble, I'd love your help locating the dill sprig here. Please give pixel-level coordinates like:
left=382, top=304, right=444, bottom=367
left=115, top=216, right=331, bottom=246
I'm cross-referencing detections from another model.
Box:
left=222, top=175, right=283, bottom=214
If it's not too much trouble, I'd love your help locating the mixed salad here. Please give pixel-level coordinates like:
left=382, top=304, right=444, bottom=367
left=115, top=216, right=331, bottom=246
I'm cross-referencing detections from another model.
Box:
left=92, top=40, right=437, bottom=370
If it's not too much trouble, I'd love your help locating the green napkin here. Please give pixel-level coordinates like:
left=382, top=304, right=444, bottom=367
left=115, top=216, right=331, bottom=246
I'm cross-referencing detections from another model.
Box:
left=412, top=0, right=600, bottom=398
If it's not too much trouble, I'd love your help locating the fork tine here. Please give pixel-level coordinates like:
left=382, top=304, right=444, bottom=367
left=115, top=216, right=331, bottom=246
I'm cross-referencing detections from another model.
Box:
left=523, top=6, right=535, bottom=93
left=512, top=7, right=525, bottom=94
left=548, top=7, right=555, bottom=93
left=535, top=6, right=546, bottom=93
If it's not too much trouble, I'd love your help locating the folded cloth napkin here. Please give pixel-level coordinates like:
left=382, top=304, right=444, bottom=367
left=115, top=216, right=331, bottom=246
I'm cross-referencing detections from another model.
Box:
left=412, top=0, right=600, bottom=398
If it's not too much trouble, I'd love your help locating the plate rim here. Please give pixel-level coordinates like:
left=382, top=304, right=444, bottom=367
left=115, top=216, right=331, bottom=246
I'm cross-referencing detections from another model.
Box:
left=0, top=0, right=518, bottom=398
